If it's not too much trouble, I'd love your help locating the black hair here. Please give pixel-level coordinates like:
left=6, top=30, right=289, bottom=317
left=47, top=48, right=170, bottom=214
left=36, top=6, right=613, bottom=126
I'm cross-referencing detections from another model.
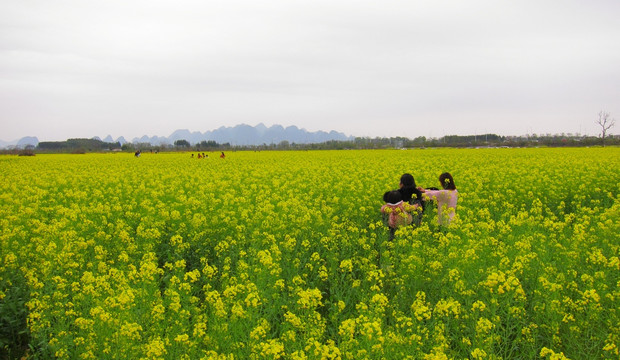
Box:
left=399, top=173, right=423, bottom=204
left=384, top=190, right=402, bottom=204
left=400, top=173, right=415, bottom=188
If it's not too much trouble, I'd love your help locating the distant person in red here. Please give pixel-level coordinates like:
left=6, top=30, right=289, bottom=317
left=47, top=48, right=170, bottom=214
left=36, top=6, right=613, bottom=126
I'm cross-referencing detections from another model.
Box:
left=220, top=152, right=225, bottom=159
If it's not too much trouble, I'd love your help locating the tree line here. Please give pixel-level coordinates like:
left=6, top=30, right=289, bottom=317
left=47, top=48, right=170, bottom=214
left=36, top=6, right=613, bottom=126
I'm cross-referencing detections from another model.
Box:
left=4, top=132, right=617, bottom=155
left=114, top=133, right=620, bottom=152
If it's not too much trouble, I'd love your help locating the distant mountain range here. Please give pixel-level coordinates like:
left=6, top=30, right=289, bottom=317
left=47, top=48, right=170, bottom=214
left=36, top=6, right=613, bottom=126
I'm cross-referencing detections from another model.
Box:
left=1, top=124, right=353, bottom=149
left=0, top=136, right=39, bottom=149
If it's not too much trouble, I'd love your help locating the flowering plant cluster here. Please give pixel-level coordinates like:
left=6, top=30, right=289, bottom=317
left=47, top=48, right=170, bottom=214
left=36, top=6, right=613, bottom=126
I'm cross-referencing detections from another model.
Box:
left=1, top=148, right=618, bottom=359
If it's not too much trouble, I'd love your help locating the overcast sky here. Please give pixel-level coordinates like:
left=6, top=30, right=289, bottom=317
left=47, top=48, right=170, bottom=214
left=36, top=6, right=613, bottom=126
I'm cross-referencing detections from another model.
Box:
left=1, top=0, right=619, bottom=141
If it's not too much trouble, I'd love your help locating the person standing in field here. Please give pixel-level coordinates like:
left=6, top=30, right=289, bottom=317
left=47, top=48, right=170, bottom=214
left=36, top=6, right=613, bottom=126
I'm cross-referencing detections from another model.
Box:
left=419, top=172, right=458, bottom=226
left=220, top=152, right=225, bottom=159
left=381, top=190, right=420, bottom=240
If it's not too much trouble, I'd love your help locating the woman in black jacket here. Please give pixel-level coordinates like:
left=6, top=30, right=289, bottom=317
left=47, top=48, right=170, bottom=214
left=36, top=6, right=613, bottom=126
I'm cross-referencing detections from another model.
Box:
left=383, top=173, right=425, bottom=226
left=384, top=173, right=423, bottom=204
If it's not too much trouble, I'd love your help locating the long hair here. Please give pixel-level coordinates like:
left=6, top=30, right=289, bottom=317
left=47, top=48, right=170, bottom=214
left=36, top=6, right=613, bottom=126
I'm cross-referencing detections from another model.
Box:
left=400, top=173, right=415, bottom=188
left=400, top=173, right=423, bottom=203
left=439, top=172, right=456, bottom=190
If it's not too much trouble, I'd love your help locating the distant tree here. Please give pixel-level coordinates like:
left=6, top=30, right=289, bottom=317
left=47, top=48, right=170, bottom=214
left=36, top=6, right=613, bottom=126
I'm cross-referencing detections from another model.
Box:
left=413, top=136, right=426, bottom=144
left=597, top=111, right=615, bottom=147
left=199, top=140, right=220, bottom=149
left=174, top=139, right=190, bottom=148
left=37, top=138, right=119, bottom=152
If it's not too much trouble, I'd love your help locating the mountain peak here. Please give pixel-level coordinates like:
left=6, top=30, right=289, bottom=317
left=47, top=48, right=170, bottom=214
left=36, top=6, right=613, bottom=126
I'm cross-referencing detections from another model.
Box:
left=197, top=124, right=351, bottom=145
left=0, top=124, right=351, bottom=149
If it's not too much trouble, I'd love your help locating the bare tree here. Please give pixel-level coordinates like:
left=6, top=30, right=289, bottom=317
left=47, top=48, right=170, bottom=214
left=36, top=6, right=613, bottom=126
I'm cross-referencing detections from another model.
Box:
left=597, top=111, right=615, bottom=147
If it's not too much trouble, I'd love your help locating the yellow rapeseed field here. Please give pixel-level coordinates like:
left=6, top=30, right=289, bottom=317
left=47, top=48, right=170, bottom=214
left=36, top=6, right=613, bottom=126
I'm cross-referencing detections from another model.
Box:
left=1, top=148, right=618, bottom=359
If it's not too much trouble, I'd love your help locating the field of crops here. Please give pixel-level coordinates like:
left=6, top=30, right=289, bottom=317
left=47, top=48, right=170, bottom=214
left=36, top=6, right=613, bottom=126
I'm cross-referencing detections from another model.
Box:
left=1, top=148, right=618, bottom=359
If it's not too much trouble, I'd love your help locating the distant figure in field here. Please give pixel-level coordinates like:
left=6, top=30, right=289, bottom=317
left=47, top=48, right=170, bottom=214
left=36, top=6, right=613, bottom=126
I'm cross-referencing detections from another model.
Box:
left=134, top=150, right=141, bottom=157
left=420, top=172, right=458, bottom=226
left=202, top=153, right=207, bottom=158
left=381, top=190, right=420, bottom=240
left=192, top=153, right=195, bottom=158
left=220, top=152, right=225, bottom=159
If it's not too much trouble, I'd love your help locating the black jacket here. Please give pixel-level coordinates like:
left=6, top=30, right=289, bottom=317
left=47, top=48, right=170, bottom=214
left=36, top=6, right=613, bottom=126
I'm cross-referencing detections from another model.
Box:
left=399, top=186, right=423, bottom=205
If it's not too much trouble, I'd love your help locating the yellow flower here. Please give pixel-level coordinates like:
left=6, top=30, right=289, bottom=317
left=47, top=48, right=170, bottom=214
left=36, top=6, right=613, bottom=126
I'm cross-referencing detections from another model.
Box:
left=471, top=300, right=486, bottom=312
left=297, top=288, right=323, bottom=309
left=174, top=333, right=190, bottom=345
left=151, top=304, right=165, bottom=320
left=245, top=291, right=262, bottom=307
left=540, top=347, right=570, bottom=360
left=259, top=339, right=285, bottom=359
left=471, top=348, right=487, bottom=359
left=476, top=317, right=495, bottom=334
left=318, top=265, right=328, bottom=281
left=411, top=292, right=431, bottom=321
left=120, top=322, right=143, bottom=341
left=145, top=337, right=167, bottom=358
left=339, top=259, right=353, bottom=273
left=337, top=300, right=346, bottom=312
left=184, top=269, right=201, bottom=283
left=250, top=320, right=269, bottom=340
left=284, top=311, right=303, bottom=328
